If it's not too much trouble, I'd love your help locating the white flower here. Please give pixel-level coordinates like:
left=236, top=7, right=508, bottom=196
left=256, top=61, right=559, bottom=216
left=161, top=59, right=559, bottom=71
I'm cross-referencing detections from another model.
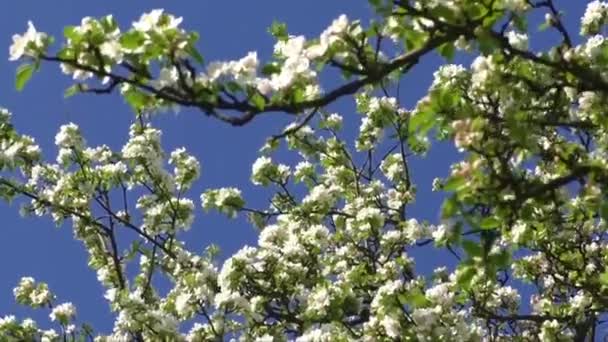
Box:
left=152, top=67, right=179, bottom=90
left=356, top=207, right=385, bottom=228
left=381, top=154, right=404, bottom=182
left=206, top=61, right=231, bottom=81
left=13, top=277, right=35, bottom=299
left=21, top=318, right=36, bottom=330
left=98, top=162, right=128, bottom=177
left=431, top=224, right=448, bottom=242
left=586, top=242, right=600, bottom=253
left=256, top=78, right=273, bottom=95
left=470, top=55, right=497, bottom=90
left=307, top=287, right=331, bottom=314
left=431, top=64, right=466, bottom=89
left=296, top=324, right=333, bottom=342
left=256, top=335, right=274, bottom=342
left=104, top=288, right=119, bottom=303
left=133, top=9, right=183, bottom=35
left=170, top=147, right=200, bottom=189
left=412, top=306, right=441, bottom=331
left=570, top=291, right=591, bottom=311
left=368, top=96, right=398, bottom=114
left=305, top=14, right=349, bottom=59
left=323, top=113, right=343, bottom=130
left=584, top=35, right=605, bottom=58
left=55, top=123, right=83, bottom=148
left=386, top=189, right=405, bottom=209
left=201, top=187, right=244, bottom=218
left=324, top=14, right=349, bottom=41
left=234, top=51, right=259, bottom=81
left=49, top=302, right=76, bottom=323
left=510, top=221, right=528, bottom=244
left=251, top=156, right=273, bottom=185
left=502, top=0, right=529, bottom=12
left=73, top=17, right=95, bottom=35
left=582, top=1, right=608, bottom=35
left=41, top=329, right=59, bottom=342
left=65, top=324, right=76, bottom=334
left=426, top=283, right=454, bottom=306
left=133, top=9, right=164, bottom=32
left=30, top=287, right=53, bottom=306
left=9, top=21, right=47, bottom=61
left=175, top=292, right=192, bottom=316
left=506, top=31, right=529, bottom=50
left=275, top=35, right=306, bottom=58
left=214, top=290, right=247, bottom=309
left=100, top=39, right=123, bottom=62
left=269, top=35, right=317, bottom=91
left=381, top=314, right=401, bottom=338
left=292, top=161, right=314, bottom=183
left=0, top=315, right=16, bottom=329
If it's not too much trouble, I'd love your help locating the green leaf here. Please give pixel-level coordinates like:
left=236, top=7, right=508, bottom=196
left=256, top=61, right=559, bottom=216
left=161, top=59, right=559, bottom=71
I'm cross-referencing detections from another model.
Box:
left=599, top=201, right=608, bottom=220
left=600, top=269, right=608, bottom=286
left=226, top=81, right=242, bottom=93
left=124, top=241, right=141, bottom=261
left=124, top=91, right=148, bottom=111
left=292, top=87, right=306, bottom=103
left=269, top=21, right=288, bottom=41
left=408, top=106, right=435, bottom=134
left=513, top=16, right=528, bottom=31
left=438, top=87, right=460, bottom=108
left=64, top=84, right=81, bottom=98
left=482, top=11, right=504, bottom=29
left=15, top=64, right=35, bottom=91
left=401, top=289, right=429, bottom=308
left=250, top=93, right=266, bottom=110
left=63, top=26, right=80, bottom=41
left=443, top=176, right=466, bottom=192
left=492, top=249, right=512, bottom=269
left=441, top=196, right=458, bottom=218
left=368, top=0, right=382, bottom=8
left=462, top=239, right=482, bottom=257
left=438, top=42, right=456, bottom=61
left=456, top=265, right=476, bottom=289
left=538, top=21, right=552, bottom=32
left=479, top=216, right=500, bottom=229
left=262, top=63, right=281, bottom=76
left=120, top=31, right=145, bottom=50
left=476, top=30, right=499, bottom=55
left=403, top=29, right=426, bottom=51
left=186, top=45, right=204, bottom=65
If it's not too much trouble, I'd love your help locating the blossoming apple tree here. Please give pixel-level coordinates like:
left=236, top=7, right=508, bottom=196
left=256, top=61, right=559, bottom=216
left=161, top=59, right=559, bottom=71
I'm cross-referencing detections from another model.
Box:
left=2, top=0, right=608, bottom=340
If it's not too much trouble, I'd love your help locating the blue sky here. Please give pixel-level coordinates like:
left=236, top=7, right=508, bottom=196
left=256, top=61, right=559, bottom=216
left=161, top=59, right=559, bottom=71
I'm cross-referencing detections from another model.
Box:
left=0, top=0, right=589, bottom=334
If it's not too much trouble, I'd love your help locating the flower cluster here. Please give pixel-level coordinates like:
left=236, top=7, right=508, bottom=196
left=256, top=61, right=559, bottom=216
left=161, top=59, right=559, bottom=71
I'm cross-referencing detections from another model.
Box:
left=49, top=303, right=76, bottom=325
left=9, top=21, right=48, bottom=61
left=355, top=94, right=401, bottom=151
left=169, top=147, right=200, bottom=191
left=250, top=156, right=290, bottom=186
left=13, top=277, right=55, bottom=308
left=581, top=1, right=608, bottom=35
left=201, top=187, right=244, bottom=218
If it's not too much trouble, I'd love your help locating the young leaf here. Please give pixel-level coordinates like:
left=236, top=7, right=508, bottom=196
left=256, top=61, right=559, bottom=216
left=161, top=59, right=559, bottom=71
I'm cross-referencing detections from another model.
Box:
left=15, top=63, right=35, bottom=91
left=64, top=84, right=81, bottom=98
left=443, top=176, right=466, bottom=192
left=462, top=239, right=482, bottom=257
left=479, top=216, right=500, bottom=229
left=250, top=93, right=266, bottom=111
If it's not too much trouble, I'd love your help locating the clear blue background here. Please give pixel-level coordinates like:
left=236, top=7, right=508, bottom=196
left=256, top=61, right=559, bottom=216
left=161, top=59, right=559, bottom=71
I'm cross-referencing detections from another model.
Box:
left=0, top=0, right=587, bottom=334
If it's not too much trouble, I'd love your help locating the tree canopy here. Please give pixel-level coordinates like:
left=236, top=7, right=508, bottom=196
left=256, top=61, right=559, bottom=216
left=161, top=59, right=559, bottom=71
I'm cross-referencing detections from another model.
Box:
left=2, top=1, right=608, bottom=341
